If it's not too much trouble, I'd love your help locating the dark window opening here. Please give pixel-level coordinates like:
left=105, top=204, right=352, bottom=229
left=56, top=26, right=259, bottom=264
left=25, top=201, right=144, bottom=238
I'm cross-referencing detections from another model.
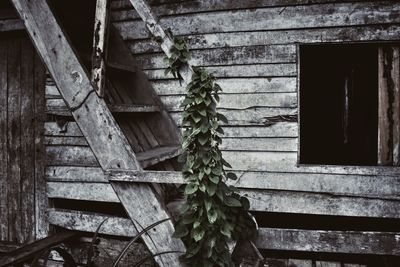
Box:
left=300, top=44, right=379, bottom=166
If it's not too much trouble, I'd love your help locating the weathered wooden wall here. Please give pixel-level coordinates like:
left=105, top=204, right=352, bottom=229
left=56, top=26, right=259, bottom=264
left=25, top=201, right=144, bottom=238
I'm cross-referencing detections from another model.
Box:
left=110, top=0, right=400, bottom=175
left=0, top=31, right=47, bottom=244
left=41, top=0, right=400, bottom=264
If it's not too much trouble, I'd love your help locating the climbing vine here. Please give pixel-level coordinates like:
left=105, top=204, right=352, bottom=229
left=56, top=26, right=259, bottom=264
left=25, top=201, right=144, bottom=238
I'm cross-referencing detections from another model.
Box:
left=163, top=31, right=256, bottom=266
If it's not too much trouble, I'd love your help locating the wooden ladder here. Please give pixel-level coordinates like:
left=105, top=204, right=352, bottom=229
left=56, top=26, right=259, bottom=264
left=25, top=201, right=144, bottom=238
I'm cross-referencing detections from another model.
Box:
left=11, top=0, right=185, bottom=266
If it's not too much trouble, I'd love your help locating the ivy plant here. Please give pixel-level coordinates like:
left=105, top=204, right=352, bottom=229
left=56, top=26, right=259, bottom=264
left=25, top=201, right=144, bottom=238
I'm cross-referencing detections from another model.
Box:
left=163, top=32, right=256, bottom=267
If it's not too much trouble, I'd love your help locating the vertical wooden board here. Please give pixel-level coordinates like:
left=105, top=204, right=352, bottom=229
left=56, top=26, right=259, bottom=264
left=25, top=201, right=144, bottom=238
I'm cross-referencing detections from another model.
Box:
left=392, top=46, right=400, bottom=166
left=0, top=38, right=8, bottom=241
left=91, top=0, right=109, bottom=96
left=20, top=36, right=35, bottom=242
left=34, top=53, right=47, bottom=239
left=378, top=46, right=400, bottom=166
left=7, top=36, right=22, bottom=242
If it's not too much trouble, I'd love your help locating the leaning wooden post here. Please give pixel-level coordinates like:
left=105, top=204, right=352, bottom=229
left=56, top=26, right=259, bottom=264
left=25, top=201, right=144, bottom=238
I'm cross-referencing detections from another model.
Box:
left=12, top=1, right=185, bottom=265
left=128, top=0, right=194, bottom=84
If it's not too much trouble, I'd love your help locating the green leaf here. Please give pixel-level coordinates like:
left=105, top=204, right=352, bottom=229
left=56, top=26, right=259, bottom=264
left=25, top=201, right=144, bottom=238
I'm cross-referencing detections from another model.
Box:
left=220, top=224, right=231, bottom=238
left=226, top=172, right=238, bottom=180
left=185, top=183, right=198, bottom=195
left=173, top=224, right=189, bottom=238
left=204, top=167, right=211, bottom=175
left=207, top=209, right=218, bottom=224
left=202, top=153, right=212, bottom=165
left=193, top=221, right=201, bottom=229
left=209, top=175, right=220, bottom=184
left=198, top=109, right=207, bottom=117
left=206, top=183, right=217, bottom=196
left=199, top=183, right=206, bottom=192
left=222, top=158, right=232, bottom=168
left=224, top=196, right=242, bottom=207
left=192, top=228, right=205, bottom=242
left=204, top=198, right=212, bottom=211
left=211, top=165, right=222, bottom=176
left=240, top=197, right=251, bottom=210
left=198, top=134, right=208, bottom=145
left=217, top=113, right=228, bottom=124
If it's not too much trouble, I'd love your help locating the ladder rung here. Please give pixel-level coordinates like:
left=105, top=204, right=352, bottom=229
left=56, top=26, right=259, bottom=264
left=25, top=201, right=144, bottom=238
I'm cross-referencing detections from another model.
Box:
left=137, top=145, right=182, bottom=168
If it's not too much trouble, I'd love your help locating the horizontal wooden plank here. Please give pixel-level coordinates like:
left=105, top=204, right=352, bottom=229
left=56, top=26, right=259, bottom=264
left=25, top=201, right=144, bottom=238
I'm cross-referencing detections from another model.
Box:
left=48, top=209, right=136, bottom=237
left=46, top=166, right=107, bottom=182
left=106, top=170, right=400, bottom=199
left=128, top=24, right=400, bottom=54
left=170, top=108, right=298, bottom=126
left=46, top=181, right=400, bottom=218
left=135, top=44, right=296, bottom=70
left=44, top=122, right=83, bottom=137
left=45, top=84, right=60, bottom=98
left=220, top=137, right=298, bottom=151
left=46, top=146, right=99, bottom=167
left=222, top=123, right=298, bottom=138
left=44, top=136, right=297, bottom=151
left=144, top=64, right=297, bottom=79
left=114, top=2, right=400, bottom=39
left=255, top=228, right=400, bottom=255
left=44, top=136, right=88, bottom=146
left=44, top=121, right=299, bottom=138
left=0, top=19, right=24, bottom=32
left=244, top=189, right=400, bottom=218
left=47, top=93, right=297, bottom=111
left=161, top=93, right=297, bottom=111
left=47, top=182, right=120, bottom=202
left=152, top=77, right=297, bottom=95
left=110, top=0, right=376, bottom=18
left=109, top=103, right=160, bottom=113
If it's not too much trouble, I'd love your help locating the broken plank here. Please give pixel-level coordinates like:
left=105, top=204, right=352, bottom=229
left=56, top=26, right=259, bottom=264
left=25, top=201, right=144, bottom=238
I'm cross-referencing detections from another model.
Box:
left=48, top=209, right=136, bottom=237
left=137, top=145, right=182, bottom=168
left=160, top=92, right=297, bottom=111
left=255, top=228, right=400, bottom=255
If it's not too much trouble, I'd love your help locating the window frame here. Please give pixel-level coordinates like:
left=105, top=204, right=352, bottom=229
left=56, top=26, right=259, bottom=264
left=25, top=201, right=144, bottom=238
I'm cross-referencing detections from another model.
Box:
left=296, top=41, right=400, bottom=176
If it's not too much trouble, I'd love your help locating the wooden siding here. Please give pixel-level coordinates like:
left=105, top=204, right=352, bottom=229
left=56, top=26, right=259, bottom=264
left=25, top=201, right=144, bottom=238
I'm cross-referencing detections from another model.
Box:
left=0, top=32, right=46, bottom=243
left=110, top=0, right=400, bottom=177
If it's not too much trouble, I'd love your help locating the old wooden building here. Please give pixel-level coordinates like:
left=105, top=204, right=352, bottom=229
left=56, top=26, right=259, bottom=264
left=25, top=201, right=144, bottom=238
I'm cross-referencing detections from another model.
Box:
left=0, top=0, right=400, bottom=266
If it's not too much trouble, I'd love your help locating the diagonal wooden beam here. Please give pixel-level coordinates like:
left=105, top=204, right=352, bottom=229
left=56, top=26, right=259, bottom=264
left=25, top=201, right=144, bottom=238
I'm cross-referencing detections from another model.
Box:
left=11, top=1, right=185, bottom=265
left=128, top=0, right=194, bottom=84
